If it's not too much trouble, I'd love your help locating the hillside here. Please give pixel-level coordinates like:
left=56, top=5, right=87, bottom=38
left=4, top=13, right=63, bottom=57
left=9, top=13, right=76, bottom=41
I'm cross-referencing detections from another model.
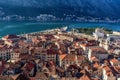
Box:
left=0, top=0, right=120, bottom=19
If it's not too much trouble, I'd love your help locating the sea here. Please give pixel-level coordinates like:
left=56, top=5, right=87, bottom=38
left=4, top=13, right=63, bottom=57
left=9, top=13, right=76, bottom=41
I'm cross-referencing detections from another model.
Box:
left=0, top=21, right=120, bottom=37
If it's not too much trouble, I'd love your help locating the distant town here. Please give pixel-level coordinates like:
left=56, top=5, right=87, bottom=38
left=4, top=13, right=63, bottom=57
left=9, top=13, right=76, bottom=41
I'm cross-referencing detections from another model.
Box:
left=0, top=27, right=120, bottom=80
left=0, top=14, right=120, bottom=23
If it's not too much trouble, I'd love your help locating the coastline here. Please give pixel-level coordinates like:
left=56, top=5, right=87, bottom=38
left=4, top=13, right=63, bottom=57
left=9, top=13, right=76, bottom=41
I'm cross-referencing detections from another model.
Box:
left=0, top=21, right=120, bottom=37
left=18, top=28, right=62, bottom=37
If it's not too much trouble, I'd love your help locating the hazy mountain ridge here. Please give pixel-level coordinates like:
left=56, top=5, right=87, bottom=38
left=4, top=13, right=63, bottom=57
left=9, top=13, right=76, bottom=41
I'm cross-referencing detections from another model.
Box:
left=0, top=0, right=120, bottom=19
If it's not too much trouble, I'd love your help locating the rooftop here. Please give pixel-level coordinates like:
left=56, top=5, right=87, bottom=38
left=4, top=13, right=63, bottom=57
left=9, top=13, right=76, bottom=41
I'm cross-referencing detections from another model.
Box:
left=3, top=34, right=19, bottom=39
left=90, top=47, right=108, bottom=54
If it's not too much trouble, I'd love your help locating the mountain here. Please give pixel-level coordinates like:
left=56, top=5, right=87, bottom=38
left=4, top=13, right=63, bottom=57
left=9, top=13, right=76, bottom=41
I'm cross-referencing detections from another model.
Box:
left=0, top=0, right=120, bottom=19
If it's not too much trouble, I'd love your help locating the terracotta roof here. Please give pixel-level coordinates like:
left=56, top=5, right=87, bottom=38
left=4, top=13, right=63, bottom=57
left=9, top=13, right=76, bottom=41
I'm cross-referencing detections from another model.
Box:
left=12, top=48, right=20, bottom=53
left=62, top=54, right=77, bottom=62
left=16, top=74, right=30, bottom=80
left=113, top=66, right=120, bottom=74
left=79, top=75, right=91, bottom=80
left=92, top=78, right=100, bottom=80
left=80, top=44, right=89, bottom=47
left=93, top=62, right=100, bottom=68
left=30, top=77, right=36, bottom=80
left=47, top=49, right=60, bottom=55
left=59, top=54, right=67, bottom=60
left=7, top=39, right=18, bottom=43
left=20, top=54, right=31, bottom=59
left=77, top=55, right=85, bottom=61
left=35, top=72, right=48, bottom=79
left=56, top=67, right=64, bottom=73
left=91, top=55, right=99, bottom=62
left=103, top=66, right=111, bottom=71
left=32, top=38, right=41, bottom=43
left=90, top=47, right=108, bottom=54
left=110, top=58, right=119, bottom=63
left=103, top=66, right=114, bottom=76
left=3, top=34, right=19, bottom=39
left=58, top=50, right=63, bottom=54
left=0, top=45, right=11, bottom=51
left=11, top=74, right=20, bottom=80
left=0, top=45, right=4, bottom=48
left=80, top=42, right=98, bottom=48
left=0, top=76, right=14, bottom=80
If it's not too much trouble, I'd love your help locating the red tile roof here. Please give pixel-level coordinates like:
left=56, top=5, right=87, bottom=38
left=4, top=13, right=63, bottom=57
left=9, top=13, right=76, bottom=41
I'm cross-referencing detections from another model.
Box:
left=110, top=58, right=119, bottom=63
left=0, top=45, right=11, bottom=51
left=62, top=54, right=77, bottom=62
left=7, top=39, right=18, bottom=43
left=3, top=34, right=19, bottom=39
left=59, top=54, right=67, bottom=60
left=90, top=47, right=108, bottom=54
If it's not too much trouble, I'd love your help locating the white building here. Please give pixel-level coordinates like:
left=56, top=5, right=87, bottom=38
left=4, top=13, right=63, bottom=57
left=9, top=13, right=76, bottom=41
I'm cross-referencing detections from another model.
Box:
left=88, top=47, right=108, bottom=62
left=93, top=28, right=105, bottom=40
left=93, top=32, right=104, bottom=40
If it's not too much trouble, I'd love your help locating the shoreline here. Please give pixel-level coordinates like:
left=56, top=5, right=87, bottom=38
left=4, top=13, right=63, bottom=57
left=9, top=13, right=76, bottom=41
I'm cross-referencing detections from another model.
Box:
left=0, top=21, right=120, bottom=38
left=0, top=19, right=120, bottom=24
left=0, top=27, right=115, bottom=38
left=18, top=28, right=62, bottom=37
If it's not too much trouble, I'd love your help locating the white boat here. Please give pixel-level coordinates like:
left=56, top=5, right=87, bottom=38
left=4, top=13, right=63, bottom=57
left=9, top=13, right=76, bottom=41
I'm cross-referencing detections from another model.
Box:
left=60, top=26, right=68, bottom=31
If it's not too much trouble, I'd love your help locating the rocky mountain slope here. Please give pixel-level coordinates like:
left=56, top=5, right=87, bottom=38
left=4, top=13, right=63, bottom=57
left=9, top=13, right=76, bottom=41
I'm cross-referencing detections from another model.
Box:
left=0, top=0, right=120, bottom=18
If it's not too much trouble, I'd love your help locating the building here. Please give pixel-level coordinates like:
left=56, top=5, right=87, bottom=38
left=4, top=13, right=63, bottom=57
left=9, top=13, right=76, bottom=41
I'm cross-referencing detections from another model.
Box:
left=2, top=34, right=20, bottom=46
left=11, top=48, right=20, bottom=60
left=59, top=54, right=85, bottom=69
left=102, top=66, right=116, bottom=80
left=0, top=45, right=12, bottom=60
left=93, top=28, right=105, bottom=40
left=88, top=47, right=108, bottom=62
left=93, top=32, right=105, bottom=40
left=2, top=34, right=20, bottom=41
left=35, top=49, right=57, bottom=62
